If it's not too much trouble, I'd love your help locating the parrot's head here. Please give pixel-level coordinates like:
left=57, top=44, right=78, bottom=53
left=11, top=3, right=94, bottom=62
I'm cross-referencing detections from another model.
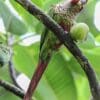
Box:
left=71, top=0, right=88, bottom=5
left=70, top=0, right=87, bottom=12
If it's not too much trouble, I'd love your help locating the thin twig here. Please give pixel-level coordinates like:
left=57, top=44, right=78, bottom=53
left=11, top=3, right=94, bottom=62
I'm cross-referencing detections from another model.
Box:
left=15, top=0, right=100, bottom=100
left=7, top=34, right=22, bottom=89
left=8, top=60, right=22, bottom=89
left=0, top=79, right=24, bottom=98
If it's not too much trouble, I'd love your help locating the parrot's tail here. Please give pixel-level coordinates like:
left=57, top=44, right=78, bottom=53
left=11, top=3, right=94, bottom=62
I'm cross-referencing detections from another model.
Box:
left=23, top=59, right=50, bottom=100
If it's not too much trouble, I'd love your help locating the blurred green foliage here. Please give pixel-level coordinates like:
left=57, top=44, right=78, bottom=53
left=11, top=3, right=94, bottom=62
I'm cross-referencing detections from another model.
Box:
left=0, top=0, right=100, bottom=100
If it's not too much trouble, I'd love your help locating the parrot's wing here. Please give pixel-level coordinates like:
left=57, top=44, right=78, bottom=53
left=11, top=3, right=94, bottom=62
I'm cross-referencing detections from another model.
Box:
left=40, top=8, right=55, bottom=50
left=40, top=28, right=49, bottom=50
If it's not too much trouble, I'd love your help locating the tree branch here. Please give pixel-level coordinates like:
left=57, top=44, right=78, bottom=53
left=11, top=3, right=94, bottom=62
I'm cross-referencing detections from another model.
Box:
left=15, top=0, right=100, bottom=100
left=0, top=79, right=24, bottom=98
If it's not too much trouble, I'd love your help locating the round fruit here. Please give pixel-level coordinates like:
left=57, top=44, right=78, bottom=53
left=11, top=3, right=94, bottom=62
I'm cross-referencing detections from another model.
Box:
left=70, top=23, right=89, bottom=41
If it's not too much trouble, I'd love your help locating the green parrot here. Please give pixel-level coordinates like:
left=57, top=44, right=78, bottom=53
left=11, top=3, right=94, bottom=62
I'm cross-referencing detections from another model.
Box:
left=24, top=0, right=88, bottom=100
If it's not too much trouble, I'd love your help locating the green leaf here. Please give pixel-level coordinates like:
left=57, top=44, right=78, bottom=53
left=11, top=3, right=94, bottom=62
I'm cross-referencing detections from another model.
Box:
left=75, top=76, right=90, bottom=100
left=10, top=0, right=40, bottom=32
left=84, top=48, right=100, bottom=75
left=0, top=66, right=21, bottom=100
left=13, top=44, right=39, bottom=77
left=13, top=43, right=77, bottom=100
left=78, top=32, right=96, bottom=49
left=0, top=88, right=20, bottom=100
left=77, top=0, right=99, bottom=36
left=0, top=0, right=99, bottom=100
left=30, top=52, right=78, bottom=100
left=43, top=0, right=61, bottom=11
left=0, top=1, right=28, bottom=35
left=31, top=0, right=43, bottom=7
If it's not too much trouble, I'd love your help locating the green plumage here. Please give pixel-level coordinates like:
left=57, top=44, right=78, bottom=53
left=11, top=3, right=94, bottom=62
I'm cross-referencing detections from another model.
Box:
left=39, top=0, right=85, bottom=62
left=23, top=1, right=88, bottom=99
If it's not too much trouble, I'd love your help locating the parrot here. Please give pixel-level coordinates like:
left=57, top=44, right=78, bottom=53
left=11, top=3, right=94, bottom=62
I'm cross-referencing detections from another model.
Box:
left=24, top=0, right=88, bottom=99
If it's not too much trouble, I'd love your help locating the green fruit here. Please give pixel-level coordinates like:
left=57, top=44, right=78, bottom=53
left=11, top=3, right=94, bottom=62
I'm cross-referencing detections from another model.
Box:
left=70, top=23, right=89, bottom=41
left=0, top=44, right=11, bottom=67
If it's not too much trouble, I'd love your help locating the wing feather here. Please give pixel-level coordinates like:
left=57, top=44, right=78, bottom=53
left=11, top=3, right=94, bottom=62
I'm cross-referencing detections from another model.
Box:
left=40, top=8, right=55, bottom=50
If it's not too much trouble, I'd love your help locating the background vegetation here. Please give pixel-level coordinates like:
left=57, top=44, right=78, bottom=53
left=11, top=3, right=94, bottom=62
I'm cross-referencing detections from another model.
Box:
left=0, top=0, right=100, bottom=100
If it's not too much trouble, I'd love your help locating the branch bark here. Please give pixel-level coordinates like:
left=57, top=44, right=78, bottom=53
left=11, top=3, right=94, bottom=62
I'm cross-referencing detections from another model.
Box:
left=15, top=0, right=100, bottom=100
left=0, top=79, right=24, bottom=98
